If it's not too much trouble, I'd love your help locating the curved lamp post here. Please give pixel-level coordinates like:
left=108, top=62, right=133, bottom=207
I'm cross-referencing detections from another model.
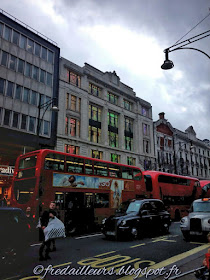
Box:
left=36, top=97, right=59, bottom=149
left=161, top=29, right=210, bottom=70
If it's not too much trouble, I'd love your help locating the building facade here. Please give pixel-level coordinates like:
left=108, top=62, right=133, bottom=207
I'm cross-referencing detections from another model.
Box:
left=154, top=112, right=210, bottom=179
left=56, top=58, right=156, bottom=170
left=0, top=11, right=60, bottom=200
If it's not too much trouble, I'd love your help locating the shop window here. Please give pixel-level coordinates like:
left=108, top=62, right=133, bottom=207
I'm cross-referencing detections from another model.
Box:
left=110, top=153, right=120, bottom=163
left=109, top=131, right=118, bottom=148
left=70, top=95, right=77, bottom=111
left=12, top=30, right=20, bottom=45
left=21, top=114, right=27, bottom=130
left=64, top=144, right=80, bottom=155
left=4, top=109, right=11, bottom=126
left=89, top=105, right=101, bottom=122
left=124, top=99, right=132, bottom=111
left=127, top=157, right=136, bottom=166
left=89, top=83, right=101, bottom=97
left=107, top=92, right=118, bottom=105
left=91, top=150, right=103, bottom=159
left=18, top=59, right=25, bottom=74
left=108, top=112, right=118, bottom=127
left=67, top=71, right=81, bottom=87
left=89, top=126, right=101, bottom=143
left=29, top=117, right=35, bottom=132
left=6, top=81, right=14, bottom=97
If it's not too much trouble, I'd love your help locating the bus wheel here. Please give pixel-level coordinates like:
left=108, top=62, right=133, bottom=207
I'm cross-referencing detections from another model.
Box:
left=174, top=210, right=181, bottom=221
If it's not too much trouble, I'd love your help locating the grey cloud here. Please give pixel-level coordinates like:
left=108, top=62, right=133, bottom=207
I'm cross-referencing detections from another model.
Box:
left=0, top=0, right=209, bottom=139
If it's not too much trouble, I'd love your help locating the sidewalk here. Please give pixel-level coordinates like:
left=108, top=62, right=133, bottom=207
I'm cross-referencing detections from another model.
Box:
left=153, top=245, right=209, bottom=280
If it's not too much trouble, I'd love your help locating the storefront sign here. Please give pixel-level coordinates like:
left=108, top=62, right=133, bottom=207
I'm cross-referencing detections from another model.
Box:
left=0, top=166, right=14, bottom=175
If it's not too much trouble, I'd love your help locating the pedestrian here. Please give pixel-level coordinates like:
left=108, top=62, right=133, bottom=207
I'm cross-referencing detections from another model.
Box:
left=38, top=202, right=57, bottom=260
left=25, top=206, right=33, bottom=225
left=48, top=201, right=58, bottom=252
left=202, top=232, right=210, bottom=267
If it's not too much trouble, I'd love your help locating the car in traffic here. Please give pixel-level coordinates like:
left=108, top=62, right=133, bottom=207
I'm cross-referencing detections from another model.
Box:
left=180, top=198, right=210, bottom=241
left=101, top=199, right=171, bottom=240
left=0, top=207, right=31, bottom=267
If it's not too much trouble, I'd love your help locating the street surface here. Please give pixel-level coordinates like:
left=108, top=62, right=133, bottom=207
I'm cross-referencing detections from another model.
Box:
left=1, top=222, right=209, bottom=280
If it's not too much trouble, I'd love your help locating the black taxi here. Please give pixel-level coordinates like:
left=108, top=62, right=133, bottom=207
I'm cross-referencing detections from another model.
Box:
left=0, top=207, right=31, bottom=267
left=101, top=199, right=171, bottom=240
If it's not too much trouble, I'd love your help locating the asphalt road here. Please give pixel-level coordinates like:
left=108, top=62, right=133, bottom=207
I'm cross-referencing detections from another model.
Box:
left=1, top=222, right=208, bottom=280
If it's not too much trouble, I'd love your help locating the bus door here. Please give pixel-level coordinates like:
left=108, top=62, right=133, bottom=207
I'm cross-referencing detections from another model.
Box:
left=54, top=192, right=65, bottom=222
left=64, top=192, right=95, bottom=233
left=84, top=193, right=95, bottom=231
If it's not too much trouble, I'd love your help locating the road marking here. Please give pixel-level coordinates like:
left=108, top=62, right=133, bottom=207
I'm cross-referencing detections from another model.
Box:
left=2, top=276, right=21, bottom=280
left=130, top=243, right=145, bottom=248
left=190, top=242, right=206, bottom=245
left=75, top=233, right=103, bottom=239
left=30, top=243, right=42, bottom=246
left=95, top=251, right=116, bottom=257
left=117, top=244, right=210, bottom=280
left=152, top=236, right=176, bottom=243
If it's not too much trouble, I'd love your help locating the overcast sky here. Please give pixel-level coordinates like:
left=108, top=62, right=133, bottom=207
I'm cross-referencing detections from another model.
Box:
left=1, top=0, right=209, bottom=140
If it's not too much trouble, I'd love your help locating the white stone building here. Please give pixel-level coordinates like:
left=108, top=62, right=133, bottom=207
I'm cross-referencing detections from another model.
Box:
left=56, top=58, right=156, bottom=170
left=154, top=112, right=210, bottom=179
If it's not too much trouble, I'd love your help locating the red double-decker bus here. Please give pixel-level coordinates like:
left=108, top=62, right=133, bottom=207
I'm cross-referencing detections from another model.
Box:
left=11, top=149, right=146, bottom=233
left=200, top=180, right=210, bottom=198
left=143, top=170, right=202, bottom=220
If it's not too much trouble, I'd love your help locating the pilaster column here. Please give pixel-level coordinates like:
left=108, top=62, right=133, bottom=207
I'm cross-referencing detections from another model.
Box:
left=119, top=113, right=124, bottom=149
left=101, top=105, right=108, bottom=146
left=80, top=96, right=89, bottom=140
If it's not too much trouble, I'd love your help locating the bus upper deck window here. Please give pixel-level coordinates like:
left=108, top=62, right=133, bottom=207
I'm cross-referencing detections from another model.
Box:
left=45, top=153, right=65, bottom=171
left=94, top=162, right=108, bottom=177
left=66, top=156, right=84, bottom=174
left=85, top=160, right=93, bottom=175
left=19, top=156, right=37, bottom=169
left=122, top=167, right=133, bottom=179
left=108, top=164, right=121, bottom=178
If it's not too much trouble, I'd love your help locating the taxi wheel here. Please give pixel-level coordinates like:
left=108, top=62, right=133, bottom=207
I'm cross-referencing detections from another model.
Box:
left=162, top=223, right=170, bottom=234
left=183, top=232, right=190, bottom=241
left=131, top=227, right=138, bottom=240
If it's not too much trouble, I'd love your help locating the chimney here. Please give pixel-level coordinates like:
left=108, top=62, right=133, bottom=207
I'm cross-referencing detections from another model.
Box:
left=159, top=112, right=165, bottom=119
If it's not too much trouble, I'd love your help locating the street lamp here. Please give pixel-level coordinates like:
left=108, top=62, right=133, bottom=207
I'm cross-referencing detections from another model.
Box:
left=161, top=29, right=210, bottom=70
left=36, top=97, right=59, bottom=149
